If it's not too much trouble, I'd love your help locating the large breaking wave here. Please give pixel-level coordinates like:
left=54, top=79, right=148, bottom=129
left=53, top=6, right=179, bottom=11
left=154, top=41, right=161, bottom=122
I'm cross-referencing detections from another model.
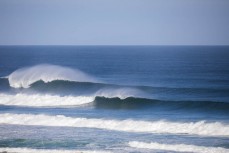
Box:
left=0, top=113, right=228, bottom=137
left=7, top=64, right=97, bottom=88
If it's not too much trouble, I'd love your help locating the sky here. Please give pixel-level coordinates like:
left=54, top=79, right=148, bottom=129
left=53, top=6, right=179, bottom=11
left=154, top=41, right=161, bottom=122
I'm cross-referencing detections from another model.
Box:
left=0, top=0, right=229, bottom=45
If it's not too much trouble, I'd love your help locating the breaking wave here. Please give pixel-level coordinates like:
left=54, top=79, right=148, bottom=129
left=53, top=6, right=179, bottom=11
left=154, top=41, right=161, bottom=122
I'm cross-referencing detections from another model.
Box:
left=0, top=93, right=94, bottom=107
left=7, top=64, right=97, bottom=88
left=0, top=113, right=228, bottom=137
left=0, top=87, right=142, bottom=107
left=128, top=141, right=229, bottom=153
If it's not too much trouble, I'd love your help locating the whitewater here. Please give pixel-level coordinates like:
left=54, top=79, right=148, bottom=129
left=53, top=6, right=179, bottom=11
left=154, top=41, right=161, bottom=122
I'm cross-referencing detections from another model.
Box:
left=0, top=148, right=111, bottom=153
left=1, top=113, right=228, bottom=137
left=128, top=141, right=229, bottom=153
left=0, top=93, right=94, bottom=107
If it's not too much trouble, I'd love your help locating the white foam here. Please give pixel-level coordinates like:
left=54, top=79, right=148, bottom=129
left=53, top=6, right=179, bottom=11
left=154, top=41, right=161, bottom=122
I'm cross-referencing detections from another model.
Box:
left=0, top=87, right=142, bottom=107
left=0, top=88, right=140, bottom=107
left=0, top=113, right=228, bottom=137
left=7, top=64, right=97, bottom=88
left=0, top=147, right=111, bottom=153
left=0, top=93, right=94, bottom=107
left=128, top=141, right=229, bottom=153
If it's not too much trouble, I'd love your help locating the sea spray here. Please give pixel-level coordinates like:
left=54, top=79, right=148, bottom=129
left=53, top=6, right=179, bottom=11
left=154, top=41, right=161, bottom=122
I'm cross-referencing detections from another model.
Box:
left=7, top=64, right=97, bottom=88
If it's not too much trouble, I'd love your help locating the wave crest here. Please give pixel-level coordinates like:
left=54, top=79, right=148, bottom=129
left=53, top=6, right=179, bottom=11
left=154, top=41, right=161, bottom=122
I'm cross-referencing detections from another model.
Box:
left=7, top=64, right=97, bottom=88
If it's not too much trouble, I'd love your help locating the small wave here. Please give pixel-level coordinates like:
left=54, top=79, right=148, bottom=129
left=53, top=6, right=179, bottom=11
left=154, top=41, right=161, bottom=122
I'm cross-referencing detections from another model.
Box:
left=0, top=93, right=94, bottom=107
left=7, top=64, right=97, bottom=88
left=0, top=113, right=228, bottom=137
left=0, top=147, right=111, bottom=153
left=128, top=141, right=229, bottom=153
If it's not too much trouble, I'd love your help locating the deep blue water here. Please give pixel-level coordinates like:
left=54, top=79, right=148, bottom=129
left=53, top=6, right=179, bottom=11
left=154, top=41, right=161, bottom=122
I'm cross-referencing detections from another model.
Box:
left=0, top=46, right=229, bottom=152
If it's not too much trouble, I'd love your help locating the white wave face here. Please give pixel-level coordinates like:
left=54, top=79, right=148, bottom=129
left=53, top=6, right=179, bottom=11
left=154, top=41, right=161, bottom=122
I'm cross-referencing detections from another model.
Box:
left=0, top=147, right=111, bottom=153
left=128, top=141, right=229, bottom=153
left=0, top=113, right=228, bottom=137
left=7, top=64, right=97, bottom=88
left=95, top=88, right=143, bottom=99
left=0, top=93, right=94, bottom=107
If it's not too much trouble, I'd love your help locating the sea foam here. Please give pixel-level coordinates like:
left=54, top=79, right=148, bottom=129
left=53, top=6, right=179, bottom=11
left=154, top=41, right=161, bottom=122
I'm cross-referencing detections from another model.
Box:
left=0, top=113, right=228, bottom=137
left=7, top=64, right=97, bottom=88
left=0, top=87, right=141, bottom=107
left=128, top=141, right=229, bottom=153
left=0, top=93, right=94, bottom=107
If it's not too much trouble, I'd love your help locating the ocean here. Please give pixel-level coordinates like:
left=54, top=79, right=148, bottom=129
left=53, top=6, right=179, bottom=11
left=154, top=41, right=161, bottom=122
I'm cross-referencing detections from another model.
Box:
left=0, top=46, right=229, bottom=153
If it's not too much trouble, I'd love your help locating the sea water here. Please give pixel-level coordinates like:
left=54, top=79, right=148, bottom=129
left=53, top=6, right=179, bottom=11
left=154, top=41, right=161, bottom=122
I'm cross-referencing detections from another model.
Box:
left=0, top=46, right=229, bottom=152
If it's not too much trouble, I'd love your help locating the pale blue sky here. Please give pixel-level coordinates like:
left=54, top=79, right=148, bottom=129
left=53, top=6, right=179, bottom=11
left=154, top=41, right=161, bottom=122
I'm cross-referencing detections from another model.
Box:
left=0, top=0, right=229, bottom=45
